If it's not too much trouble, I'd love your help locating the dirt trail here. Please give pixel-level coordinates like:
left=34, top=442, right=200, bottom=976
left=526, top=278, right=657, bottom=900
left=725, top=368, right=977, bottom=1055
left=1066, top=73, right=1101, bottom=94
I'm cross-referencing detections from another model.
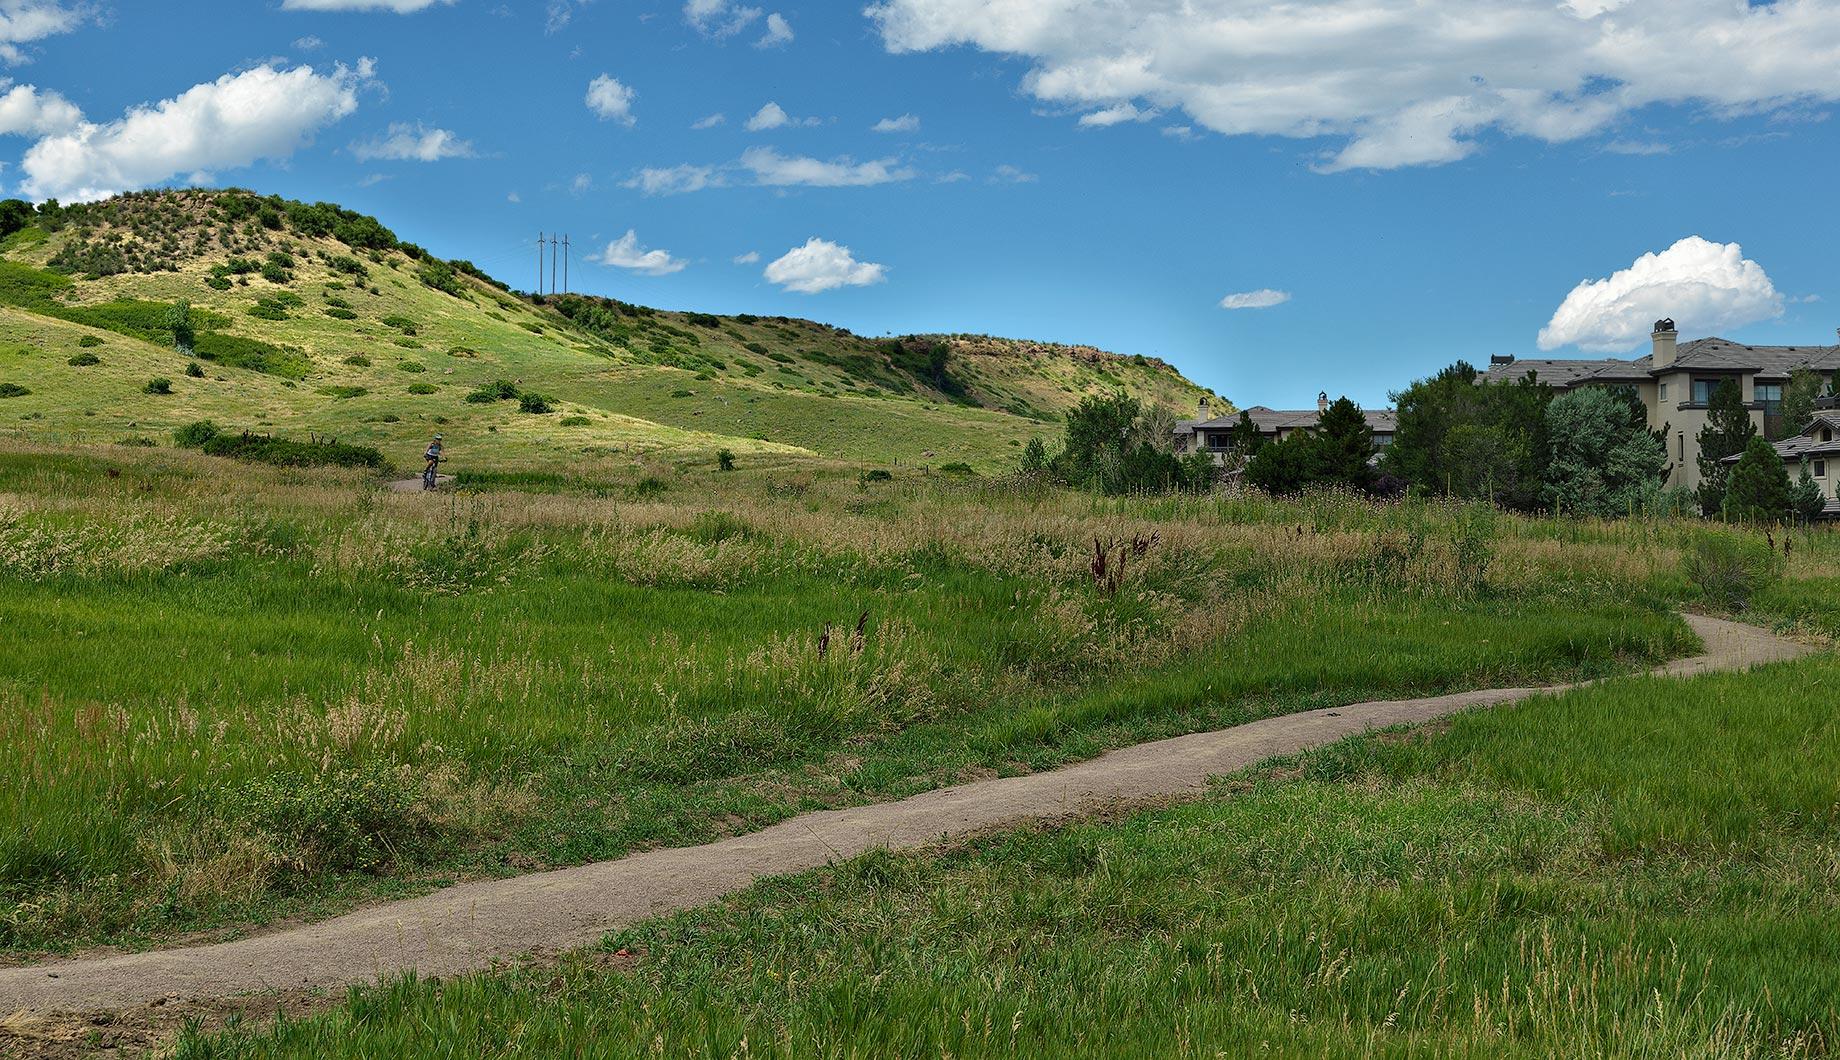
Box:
left=0, top=614, right=1810, bottom=1018
left=385, top=473, right=452, bottom=493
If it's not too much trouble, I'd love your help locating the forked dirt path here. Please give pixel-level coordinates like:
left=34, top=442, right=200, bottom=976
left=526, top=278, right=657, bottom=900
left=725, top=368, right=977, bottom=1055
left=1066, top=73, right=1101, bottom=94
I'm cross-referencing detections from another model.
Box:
left=0, top=614, right=1810, bottom=1017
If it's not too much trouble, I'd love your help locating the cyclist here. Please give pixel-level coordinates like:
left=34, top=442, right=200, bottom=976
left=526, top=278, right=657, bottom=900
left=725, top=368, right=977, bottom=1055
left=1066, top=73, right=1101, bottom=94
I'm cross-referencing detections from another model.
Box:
left=422, top=434, right=444, bottom=491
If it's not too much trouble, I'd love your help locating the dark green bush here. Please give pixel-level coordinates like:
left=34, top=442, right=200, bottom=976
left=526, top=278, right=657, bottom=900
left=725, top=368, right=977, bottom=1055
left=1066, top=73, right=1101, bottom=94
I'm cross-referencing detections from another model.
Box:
left=0, top=382, right=30, bottom=397
left=220, top=762, right=425, bottom=876
left=407, top=382, right=438, bottom=395
left=184, top=362, right=205, bottom=378
left=77, top=335, right=103, bottom=348
left=66, top=352, right=100, bottom=367
left=191, top=429, right=386, bottom=471
left=173, top=420, right=220, bottom=447
left=861, top=468, right=893, bottom=483
left=559, top=414, right=591, bottom=426
left=717, top=448, right=735, bottom=472
left=518, top=392, right=553, bottom=414
left=325, top=307, right=358, bottom=320
left=343, top=353, right=372, bottom=367
left=397, top=361, right=425, bottom=373
left=144, top=377, right=172, bottom=395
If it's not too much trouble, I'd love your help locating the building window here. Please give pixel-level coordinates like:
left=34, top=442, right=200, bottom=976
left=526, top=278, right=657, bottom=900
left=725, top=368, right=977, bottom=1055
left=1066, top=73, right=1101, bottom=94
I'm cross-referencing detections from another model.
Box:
left=1659, top=382, right=1668, bottom=401
left=1823, top=427, right=1834, bottom=443
left=1818, top=460, right=1829, bottom=479
left=1690, top=378, right=1720, bottom=405
left=1677, top=432, right=1685, bottom=461
left=1755, top=383, right=1783, bottom=414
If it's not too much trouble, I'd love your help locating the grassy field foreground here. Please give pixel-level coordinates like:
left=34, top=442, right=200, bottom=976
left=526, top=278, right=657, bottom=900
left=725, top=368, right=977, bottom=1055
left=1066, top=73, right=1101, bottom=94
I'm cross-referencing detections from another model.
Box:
left=0, top=439, right=1772, bottom=959
left=173, top=655, right=1840, bottom=1058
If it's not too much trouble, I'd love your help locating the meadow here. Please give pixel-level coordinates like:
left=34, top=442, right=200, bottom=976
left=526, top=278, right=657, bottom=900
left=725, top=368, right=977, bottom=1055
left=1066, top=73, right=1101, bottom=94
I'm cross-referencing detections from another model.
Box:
left=172, top=654, right=1840, bottom=1058
left=4, top=437, right=1797, bottom=960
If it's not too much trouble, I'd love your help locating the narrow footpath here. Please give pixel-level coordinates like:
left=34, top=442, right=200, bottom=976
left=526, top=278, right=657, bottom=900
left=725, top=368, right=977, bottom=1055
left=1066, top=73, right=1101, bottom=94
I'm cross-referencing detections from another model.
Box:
left=0, top=614, right=1809, bottom=1016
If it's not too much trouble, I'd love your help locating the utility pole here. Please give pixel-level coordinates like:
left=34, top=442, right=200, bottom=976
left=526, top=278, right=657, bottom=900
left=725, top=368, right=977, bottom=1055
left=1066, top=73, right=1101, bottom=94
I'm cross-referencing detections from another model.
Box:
left=537, top=232, right=545, bottom=295
left=551, top=235, right=559, bottom=296
left=563, top=234, right=570, bottom=294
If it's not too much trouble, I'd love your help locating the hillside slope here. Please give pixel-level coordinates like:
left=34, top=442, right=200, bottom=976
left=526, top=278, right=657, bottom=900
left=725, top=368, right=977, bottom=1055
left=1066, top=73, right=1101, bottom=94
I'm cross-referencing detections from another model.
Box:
left=0, top=189, right=1219, bottom=473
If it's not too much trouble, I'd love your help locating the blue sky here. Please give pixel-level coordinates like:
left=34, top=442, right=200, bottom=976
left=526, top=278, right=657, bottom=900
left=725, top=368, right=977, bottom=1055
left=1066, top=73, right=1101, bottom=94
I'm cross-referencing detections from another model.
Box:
left=5, top=0, right=1839, bottom=409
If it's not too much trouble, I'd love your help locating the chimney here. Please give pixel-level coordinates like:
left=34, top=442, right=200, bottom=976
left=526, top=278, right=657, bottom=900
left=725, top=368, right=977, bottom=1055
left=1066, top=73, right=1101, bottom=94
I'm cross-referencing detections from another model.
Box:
left=1652, top=318, right=1678, bottom=369
left=1317, top=390, right=1329, bottom=413
left=1198, top=395, right=1211, bottom=421
left=1489, top=354, right=1515, bottom=366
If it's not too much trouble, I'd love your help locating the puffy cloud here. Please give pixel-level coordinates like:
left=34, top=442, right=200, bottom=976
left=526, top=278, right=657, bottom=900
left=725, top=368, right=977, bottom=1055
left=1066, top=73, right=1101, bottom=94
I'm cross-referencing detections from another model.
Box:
left=755, top=12, right=793, bottom=47
left=764, top=237, right=886, bottom=293
left=0, top=82, right=80, bottom=136
left=0, top=1, right=87, bottom=63
left=591, top=230, right=687, bottom=275
left=349, top=122, right=474, bottom=161
left=1537, top=237, right=1783, bottom=353
left=685, top=0, right=760, bottom=37
left=733, top=250, right=760, bottom=264
left=691, top=112, right=726, bottom=129
left=625, top=163, right=720, bottom=195
left=866, top=0, right=1840, bottom=172
left=20, top=62, right=368, bottom=203
left=585, top=74, right=636, bottom=125
left=872, top=113, right=919, bottom=133
left=1219, top=288, right=1291, bottom=310
left=281, top=0, right=454, bottom=10
left=740, top=146, right=914, bottom=187
left=743, top=101, right=820, bottom=131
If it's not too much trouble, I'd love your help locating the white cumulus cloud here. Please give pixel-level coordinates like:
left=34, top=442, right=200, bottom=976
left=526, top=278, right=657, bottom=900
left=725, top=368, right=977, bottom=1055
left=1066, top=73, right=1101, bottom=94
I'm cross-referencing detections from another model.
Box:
left=591, top=230, right=687, bottom=275
left=740, top=145, right=914, bottom=187
left=1219, top=288, right=1291, bottom=310
left=685, top=0, right=761, bottom=37
left=755, top=12, right=793, bottom=47
left=764, top=237, right=887, bottom=293
left=866, top=0, right=1840, bottom=172
left=20, top=62, right=369, bottom=203
left=0, top=1, right=89, bottom=63
left=872, top=113, right=919, bottom=133
left=625, top=163, right=720, bottom=195
left=585, top=74, right=636, bottom=125
left=0, top=82, right=80, bottom=136
left=1537, top=236, right=1783, bottom=353
left=349, top=122, right=474, bottom=161
left=744, top=101, right=821, bottom=131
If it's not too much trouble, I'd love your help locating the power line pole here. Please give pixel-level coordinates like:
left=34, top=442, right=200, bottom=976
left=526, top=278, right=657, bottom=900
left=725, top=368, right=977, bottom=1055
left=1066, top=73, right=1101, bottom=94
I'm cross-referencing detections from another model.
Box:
left=537, top=232, right=545, bottom=296
left=551, top=235, right=559, bottom=296
left=563, top=234, right=570, bottom=294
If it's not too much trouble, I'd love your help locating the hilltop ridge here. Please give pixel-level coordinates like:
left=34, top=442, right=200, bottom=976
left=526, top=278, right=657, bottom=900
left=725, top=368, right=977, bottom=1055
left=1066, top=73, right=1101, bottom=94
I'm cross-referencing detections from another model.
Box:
left=0, top=188, right=1220, bottom=472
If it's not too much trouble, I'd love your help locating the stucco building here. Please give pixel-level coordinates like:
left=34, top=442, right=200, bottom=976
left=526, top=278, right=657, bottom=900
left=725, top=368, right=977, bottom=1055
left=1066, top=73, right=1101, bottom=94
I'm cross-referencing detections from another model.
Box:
left=1479, top=320, right=1840, bottom=497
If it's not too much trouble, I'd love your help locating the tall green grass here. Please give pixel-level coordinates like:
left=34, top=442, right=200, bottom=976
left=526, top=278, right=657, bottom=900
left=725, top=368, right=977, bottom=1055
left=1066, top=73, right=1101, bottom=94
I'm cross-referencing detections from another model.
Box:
left=174, top=656, right=1840, bottom=1058
left=0, top=445, right=1708, bottom=952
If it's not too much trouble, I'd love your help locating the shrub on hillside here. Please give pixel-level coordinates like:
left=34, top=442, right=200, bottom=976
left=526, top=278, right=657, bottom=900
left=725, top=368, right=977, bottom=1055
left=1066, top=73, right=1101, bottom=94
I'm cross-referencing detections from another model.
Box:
left=407, top=382, right=439, bottom=395
left=78, top=335, right=103, bottom=348
left=466, top=379, right=521, bottom=404
left=397, top=361, right=425, bottom=373
left=716, top=448, right=735, bottom=471
left=184, top=362, right=205, bottom=378
left=173, top=420, right=220, bottom=447
left=343, top=353, right=372, bottom=367
left=66, top=351, right=101, bottom=366
left=325, top=307, right=358, bottom=320
left=144, top=377, right=172, bottom=395
left=0, top=382, right=30, bottom=397
left=518, top=392, right=553, bottom=414
left=380, top=315, right=417, bottom=333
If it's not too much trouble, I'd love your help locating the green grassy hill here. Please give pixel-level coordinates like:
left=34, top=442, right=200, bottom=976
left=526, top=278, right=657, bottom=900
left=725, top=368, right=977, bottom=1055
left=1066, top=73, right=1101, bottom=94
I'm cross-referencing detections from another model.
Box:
left=0, top=189, right=1218, bottom=474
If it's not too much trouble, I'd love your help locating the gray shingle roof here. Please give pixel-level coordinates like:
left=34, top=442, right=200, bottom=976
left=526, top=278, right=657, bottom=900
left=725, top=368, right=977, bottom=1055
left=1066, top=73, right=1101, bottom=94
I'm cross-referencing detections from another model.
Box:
left=1478, top=339, right=1840, bottom=387
left=1181, top=405, right=1396, bottom=434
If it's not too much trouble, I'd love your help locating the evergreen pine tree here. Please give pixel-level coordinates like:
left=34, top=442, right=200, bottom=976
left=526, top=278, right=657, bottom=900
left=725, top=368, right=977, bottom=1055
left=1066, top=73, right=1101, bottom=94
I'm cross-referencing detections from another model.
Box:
left=1695, top=379, right=1755, bottom=515
left=1790, top=462, right=1828, bottom=523
left=1722, top=436, right=1791, bottom=524
left=1312, top=396, right=1376, bottom=491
